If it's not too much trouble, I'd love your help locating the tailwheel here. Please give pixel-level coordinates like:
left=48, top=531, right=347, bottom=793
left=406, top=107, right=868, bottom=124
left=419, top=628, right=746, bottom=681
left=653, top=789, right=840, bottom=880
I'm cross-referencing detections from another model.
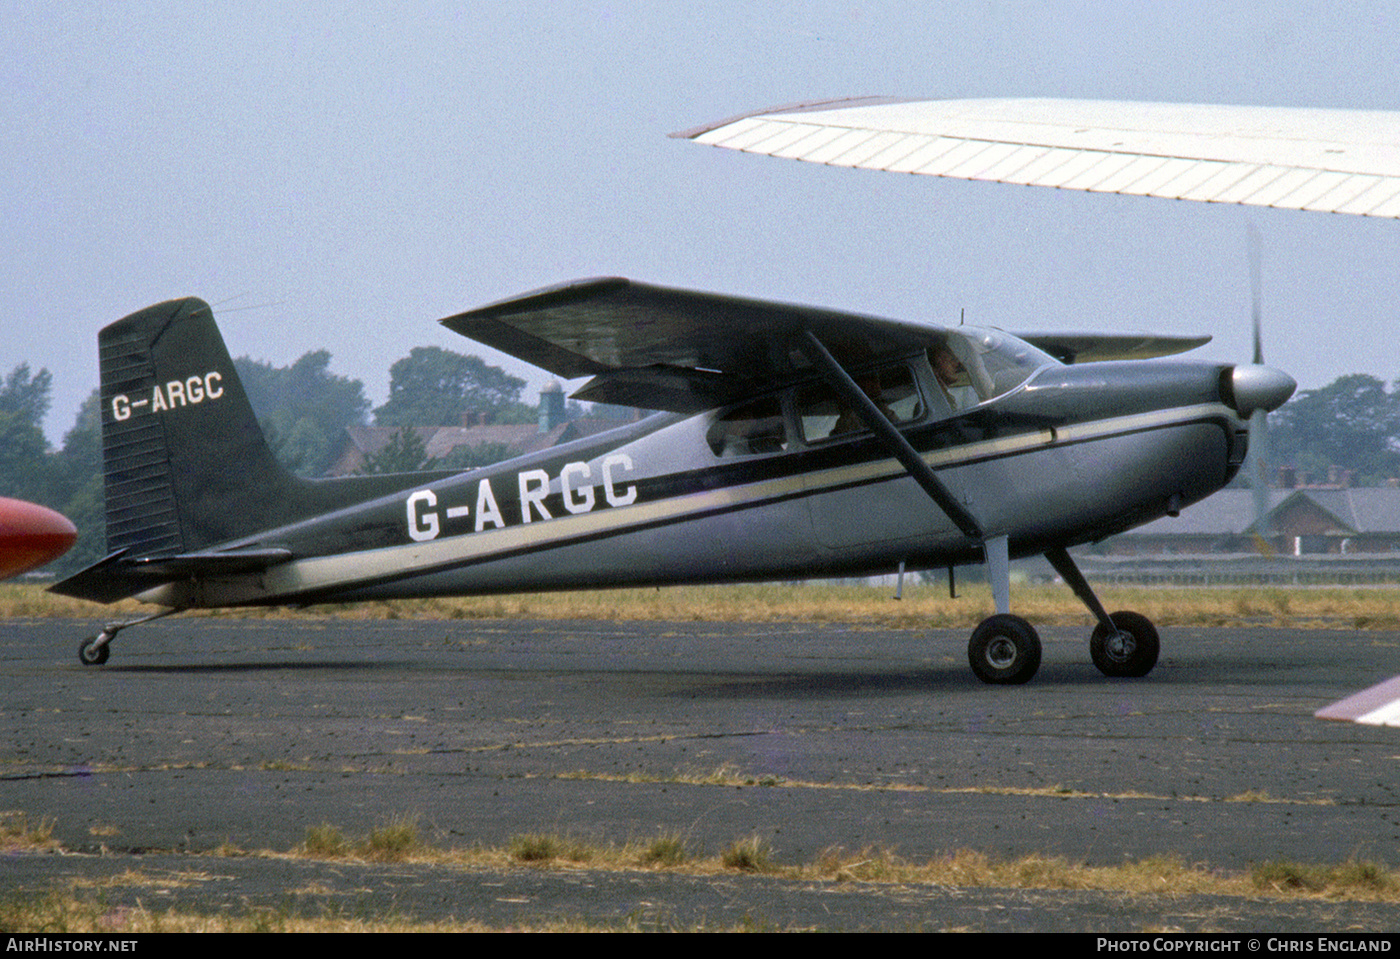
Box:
left=78, top=633, right=112, bottom=666
left=968, top=614, right=1041, bottom=685
left=1090, top=611, right=1159, bottom=678
left=75, top=608, right=178, bottom=666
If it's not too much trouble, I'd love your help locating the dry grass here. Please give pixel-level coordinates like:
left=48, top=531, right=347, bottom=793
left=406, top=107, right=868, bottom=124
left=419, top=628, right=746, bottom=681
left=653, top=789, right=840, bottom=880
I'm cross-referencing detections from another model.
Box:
left=0, top=892, right=612, bottom=933
left=279, top=819, right=1356, bottom=900
left=7, top=809, right=1400, bottom=933
left=0, top=811, right=57, bottom=854
left=296, top=816, right=421, bottom=862
left=554, top=764, right=1332, bottom=808
left=8, top=580, right=1400, bottom=630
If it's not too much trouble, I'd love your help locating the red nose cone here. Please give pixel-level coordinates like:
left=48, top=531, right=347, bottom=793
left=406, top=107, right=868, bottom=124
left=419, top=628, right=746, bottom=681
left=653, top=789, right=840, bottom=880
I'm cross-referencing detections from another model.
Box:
left=0, top=497, right=77, bottom=580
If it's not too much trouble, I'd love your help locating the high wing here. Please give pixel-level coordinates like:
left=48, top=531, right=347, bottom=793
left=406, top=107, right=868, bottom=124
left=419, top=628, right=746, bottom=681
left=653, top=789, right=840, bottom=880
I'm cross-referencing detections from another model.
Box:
left=675, top=97, right=1400, bottom=217
left=443, top=277, right=958, bottom=412
left=440, top=277, right=1208, bottom=412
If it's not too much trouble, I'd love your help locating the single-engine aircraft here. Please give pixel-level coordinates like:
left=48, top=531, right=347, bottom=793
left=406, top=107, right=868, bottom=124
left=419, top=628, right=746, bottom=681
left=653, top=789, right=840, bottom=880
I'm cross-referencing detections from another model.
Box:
left=52, top=285, right=1292, bottom=683
left=62, top=94, right=1400, bottom=683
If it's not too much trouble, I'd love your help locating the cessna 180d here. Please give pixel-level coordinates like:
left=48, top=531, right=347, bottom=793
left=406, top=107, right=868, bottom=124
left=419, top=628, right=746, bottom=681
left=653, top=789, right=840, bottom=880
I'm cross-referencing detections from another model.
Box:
left=54, top=282, right=1291, bottom=683
left=58, top=95, right=1400, bottom=683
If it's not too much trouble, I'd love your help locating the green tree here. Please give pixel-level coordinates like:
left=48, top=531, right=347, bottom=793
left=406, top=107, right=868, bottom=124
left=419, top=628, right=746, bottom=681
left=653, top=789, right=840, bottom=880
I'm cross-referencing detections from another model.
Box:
left=0, top=363, right=52, bottom=423
left=235, top=350, right=370, bottom=476
left=47, top=471, right=104, bottom=576
left=374, top=347, right=529, bottom=427
left=0, top=364, right=54, bottom=503
left=1270, top=374, right=1400, bottom=483
left=44, top=390, right=106, bottom=574
left=50, top=390, right=101, bottom=504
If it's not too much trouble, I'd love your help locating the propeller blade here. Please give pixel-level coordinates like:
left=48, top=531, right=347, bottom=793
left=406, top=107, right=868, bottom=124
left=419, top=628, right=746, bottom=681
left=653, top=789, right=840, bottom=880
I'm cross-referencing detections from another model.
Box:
left=1243, top=223, right=1283, bottom=552
left=1249, top=222, right=1264, bottom=366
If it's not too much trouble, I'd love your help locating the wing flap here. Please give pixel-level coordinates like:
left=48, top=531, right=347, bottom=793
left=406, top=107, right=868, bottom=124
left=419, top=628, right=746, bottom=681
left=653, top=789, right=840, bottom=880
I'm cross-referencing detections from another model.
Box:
left=677, top=97, right=1400, bottom=217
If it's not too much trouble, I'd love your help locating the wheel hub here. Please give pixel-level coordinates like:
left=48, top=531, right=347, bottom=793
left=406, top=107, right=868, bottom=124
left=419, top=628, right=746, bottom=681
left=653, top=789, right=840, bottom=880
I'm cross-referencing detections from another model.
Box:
left=985, top=636, right=1018, bottom=669
left=1104, top=629, right=1136, bottom=662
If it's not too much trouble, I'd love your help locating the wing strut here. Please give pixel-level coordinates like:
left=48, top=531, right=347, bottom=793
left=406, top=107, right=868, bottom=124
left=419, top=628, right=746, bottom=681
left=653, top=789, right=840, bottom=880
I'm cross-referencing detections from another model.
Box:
left=800, top=330, right=1044, bottom=681
left=796, top=331, right=983, bottom=540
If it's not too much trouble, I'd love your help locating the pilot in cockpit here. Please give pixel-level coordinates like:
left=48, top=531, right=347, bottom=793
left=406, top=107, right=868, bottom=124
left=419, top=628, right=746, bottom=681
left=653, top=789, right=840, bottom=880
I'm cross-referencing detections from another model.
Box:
left=930, top=341, right=976, bottom=411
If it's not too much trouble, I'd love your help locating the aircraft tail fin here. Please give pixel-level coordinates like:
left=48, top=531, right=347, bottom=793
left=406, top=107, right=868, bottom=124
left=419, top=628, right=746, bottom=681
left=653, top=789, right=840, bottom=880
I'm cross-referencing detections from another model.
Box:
left=52, top=297, right=443, bottom=604
left=94, top=297, right=301, bottom=557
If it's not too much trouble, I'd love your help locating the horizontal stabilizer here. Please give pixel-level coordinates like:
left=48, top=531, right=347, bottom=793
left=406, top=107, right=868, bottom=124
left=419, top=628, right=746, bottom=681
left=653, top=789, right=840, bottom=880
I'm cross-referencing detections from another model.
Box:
left=51, top=547, right=293, bottom=604
left=128, top=547, right=294, bottom=577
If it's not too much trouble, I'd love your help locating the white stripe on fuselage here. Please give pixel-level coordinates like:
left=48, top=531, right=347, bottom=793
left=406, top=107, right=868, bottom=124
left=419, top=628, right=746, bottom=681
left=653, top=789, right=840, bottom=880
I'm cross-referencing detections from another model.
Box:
left=140, top=401, right=1235, bottom=606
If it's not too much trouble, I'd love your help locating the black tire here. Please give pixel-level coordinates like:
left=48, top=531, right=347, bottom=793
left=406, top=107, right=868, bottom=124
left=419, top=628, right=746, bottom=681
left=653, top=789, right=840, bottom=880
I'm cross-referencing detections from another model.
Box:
left=1090, top=611, right=1159, bottom=678
left=78, top=636, right=109, bottom=666
left=968, top=614, right=1041, bottom=685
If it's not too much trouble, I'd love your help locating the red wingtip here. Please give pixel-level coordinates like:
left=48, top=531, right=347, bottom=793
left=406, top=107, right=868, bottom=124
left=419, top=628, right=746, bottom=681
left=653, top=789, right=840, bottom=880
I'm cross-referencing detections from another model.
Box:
left=0, top=497, right=78, bottom=580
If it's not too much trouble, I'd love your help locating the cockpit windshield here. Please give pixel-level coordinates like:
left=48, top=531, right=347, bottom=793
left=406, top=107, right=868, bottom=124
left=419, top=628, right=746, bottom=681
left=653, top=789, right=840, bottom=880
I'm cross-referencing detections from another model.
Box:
left=929, top=327, right=1058, bottom=411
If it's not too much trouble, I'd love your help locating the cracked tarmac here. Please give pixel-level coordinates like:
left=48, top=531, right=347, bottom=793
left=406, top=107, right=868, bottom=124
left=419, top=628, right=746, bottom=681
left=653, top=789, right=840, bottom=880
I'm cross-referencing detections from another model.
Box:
left=5, top=616, right=1400, bottom=930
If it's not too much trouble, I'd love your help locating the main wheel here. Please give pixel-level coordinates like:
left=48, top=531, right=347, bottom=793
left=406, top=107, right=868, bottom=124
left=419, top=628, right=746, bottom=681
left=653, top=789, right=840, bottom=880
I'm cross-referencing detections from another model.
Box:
left=1090, top=611, right=1159, bottom=678
left=78, top=635, right=110, bottom=666
left=968, top=614, right=1041, bottom=685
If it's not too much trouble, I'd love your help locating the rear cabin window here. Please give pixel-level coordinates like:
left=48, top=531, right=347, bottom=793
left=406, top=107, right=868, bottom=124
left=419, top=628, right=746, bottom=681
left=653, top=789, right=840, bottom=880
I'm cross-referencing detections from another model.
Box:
left=706, top=395, right=788, bottom=457
left=796, top=363, right=923, bottom=443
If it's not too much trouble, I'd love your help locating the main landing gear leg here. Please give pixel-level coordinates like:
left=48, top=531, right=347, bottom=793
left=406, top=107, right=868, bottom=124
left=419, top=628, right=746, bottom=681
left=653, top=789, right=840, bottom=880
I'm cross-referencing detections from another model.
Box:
left=1044, top=547, right=1159, bottom=678
left=967, top=535, right=1042, bottom=685
left=78, top=608, right=179, bottom=666
left=795, top=333, right=1042, bottom=686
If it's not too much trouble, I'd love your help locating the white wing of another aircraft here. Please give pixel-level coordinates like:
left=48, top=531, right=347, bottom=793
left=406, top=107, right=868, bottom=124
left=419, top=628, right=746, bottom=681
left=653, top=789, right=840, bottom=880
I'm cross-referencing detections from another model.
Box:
left=1316, top=675, right=1400, bottom=726
left=675, top=97, right=1400, bottom=217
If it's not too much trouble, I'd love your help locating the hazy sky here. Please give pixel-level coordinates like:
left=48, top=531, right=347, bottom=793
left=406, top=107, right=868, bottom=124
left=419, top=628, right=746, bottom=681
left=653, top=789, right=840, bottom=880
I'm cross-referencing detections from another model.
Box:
left=5, top=2, right=1399, bottom=443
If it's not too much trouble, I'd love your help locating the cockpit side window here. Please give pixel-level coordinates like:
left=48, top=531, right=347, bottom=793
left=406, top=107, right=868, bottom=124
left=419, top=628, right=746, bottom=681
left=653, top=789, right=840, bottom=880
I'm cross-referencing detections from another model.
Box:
left=707, top=395, right=788, bottom=457
left=796, top=363, right=923, bottom=443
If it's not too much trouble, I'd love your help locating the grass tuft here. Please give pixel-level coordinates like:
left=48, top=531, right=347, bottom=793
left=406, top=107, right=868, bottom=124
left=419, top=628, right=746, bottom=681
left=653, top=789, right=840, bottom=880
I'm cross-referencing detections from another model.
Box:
left=300, top=822, right=350, bottom=858
left=509, top=832, right=565, bottom=863
left=1252, top=860, right=1330, bottom=893
left=0, top=811, right=57, bottom=853
left=299, top=817, right=421, bottom=861
left=364, top=816, right=420, bottom=861
left=721, top=836, right=775, bottom=873
left=814, top=845, right=908, bottom=883
left=1252, top=858, right=1394, bottom=897
left=507, top=832, right=592, bottom=865
left=640, top=832, right=691, bottom=867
